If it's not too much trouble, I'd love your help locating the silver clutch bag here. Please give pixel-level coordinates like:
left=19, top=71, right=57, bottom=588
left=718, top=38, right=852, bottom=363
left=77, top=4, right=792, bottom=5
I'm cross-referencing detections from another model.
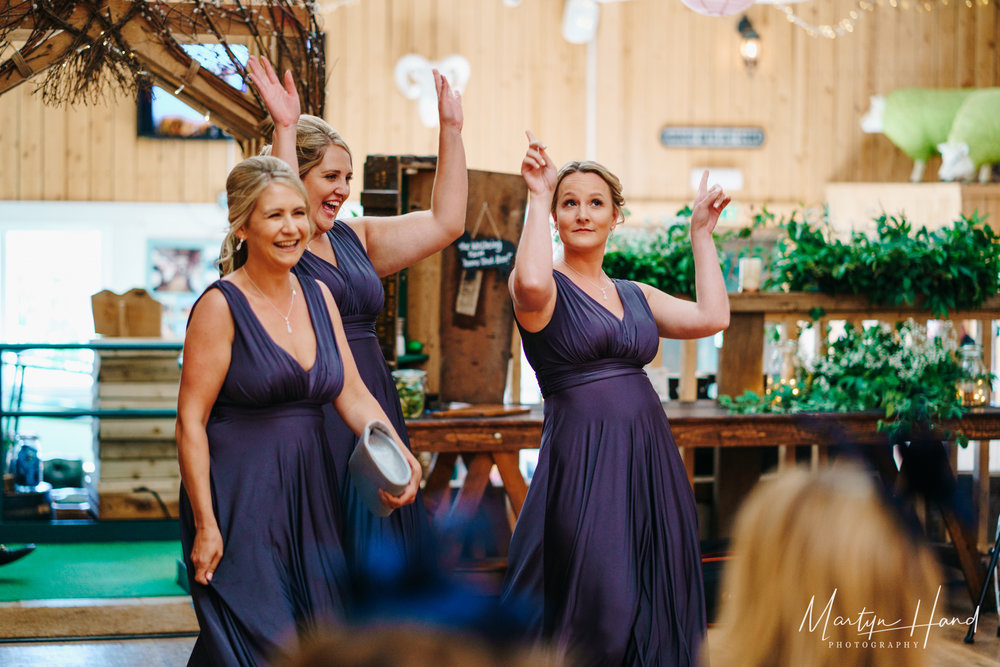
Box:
left=348, top=420, right=411, bottom=517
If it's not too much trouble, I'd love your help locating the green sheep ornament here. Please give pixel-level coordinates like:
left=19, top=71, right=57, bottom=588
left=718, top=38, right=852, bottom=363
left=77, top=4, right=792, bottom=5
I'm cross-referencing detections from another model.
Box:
left=861, top=87, right=974, bottom=182
left=938, top=88, right=1000, bottom=183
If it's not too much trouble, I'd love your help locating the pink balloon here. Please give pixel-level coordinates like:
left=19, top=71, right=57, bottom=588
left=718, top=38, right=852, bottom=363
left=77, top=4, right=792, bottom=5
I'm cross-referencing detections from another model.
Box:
left=681, top=0, right=756, bottom=16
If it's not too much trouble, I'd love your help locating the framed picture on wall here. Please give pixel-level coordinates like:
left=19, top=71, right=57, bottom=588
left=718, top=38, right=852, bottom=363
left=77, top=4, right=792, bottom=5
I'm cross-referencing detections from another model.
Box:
left=147, top=240, right=220, bottom=339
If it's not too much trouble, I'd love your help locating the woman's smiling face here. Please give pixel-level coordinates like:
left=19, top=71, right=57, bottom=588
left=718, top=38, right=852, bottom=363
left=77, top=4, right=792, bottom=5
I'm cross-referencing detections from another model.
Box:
left=301, top=145, right=353, bottom=234
left=241, top=182, right=310, bottom=269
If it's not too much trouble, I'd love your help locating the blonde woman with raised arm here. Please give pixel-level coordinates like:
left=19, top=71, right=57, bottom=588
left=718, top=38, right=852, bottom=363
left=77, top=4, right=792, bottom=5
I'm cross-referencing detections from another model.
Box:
left=246, top=57, right=467, bottom=573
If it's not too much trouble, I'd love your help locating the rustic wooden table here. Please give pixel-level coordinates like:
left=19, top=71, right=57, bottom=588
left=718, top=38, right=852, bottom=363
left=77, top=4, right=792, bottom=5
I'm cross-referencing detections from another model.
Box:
left=407, top=402, right=1000, bottom=602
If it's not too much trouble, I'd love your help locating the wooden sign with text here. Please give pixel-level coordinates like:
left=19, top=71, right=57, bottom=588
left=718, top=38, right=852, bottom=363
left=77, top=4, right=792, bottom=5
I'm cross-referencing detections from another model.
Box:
left=659, top=126, right=765, bottom=149
left=456, top=234, right=516, bottom=276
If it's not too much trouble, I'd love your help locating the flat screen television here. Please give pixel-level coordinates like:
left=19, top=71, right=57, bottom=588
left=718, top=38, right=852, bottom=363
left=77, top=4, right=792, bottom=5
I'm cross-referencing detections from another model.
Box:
left=137, top=44, right=249, bottom=139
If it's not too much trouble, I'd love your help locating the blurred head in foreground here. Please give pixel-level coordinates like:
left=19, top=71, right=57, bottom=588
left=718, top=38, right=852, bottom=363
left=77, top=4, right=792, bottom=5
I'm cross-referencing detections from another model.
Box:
left=713, top=464, right=941, bottom=667
left=271, top=533, right=566, bottom=666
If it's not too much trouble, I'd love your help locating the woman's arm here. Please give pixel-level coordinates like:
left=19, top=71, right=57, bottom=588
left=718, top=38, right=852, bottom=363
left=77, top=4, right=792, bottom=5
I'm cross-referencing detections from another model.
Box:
left=641, top=170, right=731, bottom=339
left=508, top=131, right=559, bottom=332
left=176, top=289, right=234, bottom=586
left=354, top=70, right=468, bottom=276
left=247, top=55, right=300, bottom=169
left=319, top=282, right=422, bottom=509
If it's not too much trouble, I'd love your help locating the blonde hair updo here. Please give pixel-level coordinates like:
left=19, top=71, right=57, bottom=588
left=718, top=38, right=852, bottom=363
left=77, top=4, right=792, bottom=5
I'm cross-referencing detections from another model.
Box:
left=217, top=156, right=311, bottom=275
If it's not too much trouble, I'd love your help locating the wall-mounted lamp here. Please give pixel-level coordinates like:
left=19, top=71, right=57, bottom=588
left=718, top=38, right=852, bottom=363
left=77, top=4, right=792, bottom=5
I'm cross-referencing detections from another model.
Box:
left=737, top=15, right=760, bottom=74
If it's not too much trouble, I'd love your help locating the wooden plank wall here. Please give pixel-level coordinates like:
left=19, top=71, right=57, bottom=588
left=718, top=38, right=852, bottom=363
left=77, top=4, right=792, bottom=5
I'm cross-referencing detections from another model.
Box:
left=0, top=86, right=235, bottom=202
left=1, top=1, right=998, bottom=209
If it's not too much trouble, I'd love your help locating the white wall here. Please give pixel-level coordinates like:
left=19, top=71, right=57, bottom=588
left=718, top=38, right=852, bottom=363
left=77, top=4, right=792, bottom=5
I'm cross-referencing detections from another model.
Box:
left=0, top=200, right=228, bottom=341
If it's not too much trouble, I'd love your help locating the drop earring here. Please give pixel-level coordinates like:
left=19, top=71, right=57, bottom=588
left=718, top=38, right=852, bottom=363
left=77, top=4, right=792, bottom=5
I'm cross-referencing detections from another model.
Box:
left=236, top=237, right=244, bottom=251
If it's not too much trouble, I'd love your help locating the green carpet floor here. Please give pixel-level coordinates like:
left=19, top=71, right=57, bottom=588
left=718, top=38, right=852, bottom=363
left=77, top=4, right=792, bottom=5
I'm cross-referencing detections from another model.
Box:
left=0, top=542, right=186, bottom=601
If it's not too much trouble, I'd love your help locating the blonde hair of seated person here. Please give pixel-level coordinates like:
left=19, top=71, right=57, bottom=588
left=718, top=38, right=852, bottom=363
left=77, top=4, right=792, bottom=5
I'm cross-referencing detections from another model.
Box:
left=712, top=464, right=940, bottom=667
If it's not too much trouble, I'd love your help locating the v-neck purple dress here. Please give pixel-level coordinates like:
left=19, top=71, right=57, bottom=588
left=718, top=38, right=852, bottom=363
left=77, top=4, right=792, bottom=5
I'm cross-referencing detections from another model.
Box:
left=293, top=222, right=433, bottom=572
left=179, top=278, right=349, bottom=666
left=502, top=270, right=705, bottom=666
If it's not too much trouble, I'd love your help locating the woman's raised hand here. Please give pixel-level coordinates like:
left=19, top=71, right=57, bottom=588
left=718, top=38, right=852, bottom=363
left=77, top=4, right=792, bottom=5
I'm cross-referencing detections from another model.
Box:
left=434, top=69, right=463, bottom=132
left=247, top=55, right=300, bottom=129
left=521, top=130, right=557, bottom=196
left=691, top=169, right=731, bottom=236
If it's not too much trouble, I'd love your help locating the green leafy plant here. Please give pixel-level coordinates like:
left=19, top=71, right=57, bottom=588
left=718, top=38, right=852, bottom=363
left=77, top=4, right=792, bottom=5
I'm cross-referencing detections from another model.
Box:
left=720, top=320, right=988, bottom=445
left=603, top=205, right=748, bottom=298
left=767, top=212, right=1000, bottom=318
left=604, top=207, right=999, bottom=318
left=603, top=213, right=704, bottom=299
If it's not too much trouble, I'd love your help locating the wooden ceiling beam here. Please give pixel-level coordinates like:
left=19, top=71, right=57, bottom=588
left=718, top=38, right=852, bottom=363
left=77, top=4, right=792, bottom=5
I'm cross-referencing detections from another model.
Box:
left=0, top=23, right=105, bottom=94
left=0, top=0, right=319, bottom=147
left=4, top=1, right=312, bottom=40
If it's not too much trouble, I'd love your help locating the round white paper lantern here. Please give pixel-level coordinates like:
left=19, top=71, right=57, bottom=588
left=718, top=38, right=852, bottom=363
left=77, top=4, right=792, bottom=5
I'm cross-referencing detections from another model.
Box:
left=681, top=0, right=756, bottom=17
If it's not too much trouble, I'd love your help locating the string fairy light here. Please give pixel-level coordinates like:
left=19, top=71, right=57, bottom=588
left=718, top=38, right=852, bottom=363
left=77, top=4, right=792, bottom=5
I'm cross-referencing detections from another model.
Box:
left=769, top=0, right=993, bottom=39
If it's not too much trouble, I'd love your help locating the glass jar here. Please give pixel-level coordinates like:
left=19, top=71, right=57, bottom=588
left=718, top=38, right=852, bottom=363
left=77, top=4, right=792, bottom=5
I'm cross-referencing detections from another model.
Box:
left=957, top=344, right=989, bottom=407
left=6, top=433, right=43, bottom=493
left=765, top=340, right=799, bottom=391
left=763, top=339, right=801, bottom=408
left=392, top=369, right=427, bottom=419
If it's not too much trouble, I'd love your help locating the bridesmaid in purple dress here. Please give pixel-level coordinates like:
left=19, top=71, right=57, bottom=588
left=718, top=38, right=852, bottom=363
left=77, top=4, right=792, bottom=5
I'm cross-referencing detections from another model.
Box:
left=247, top=57, right=467, bottom=571
left=502, top=133, right=731, bottom=666
left=176, top=156, right=422, bottom=666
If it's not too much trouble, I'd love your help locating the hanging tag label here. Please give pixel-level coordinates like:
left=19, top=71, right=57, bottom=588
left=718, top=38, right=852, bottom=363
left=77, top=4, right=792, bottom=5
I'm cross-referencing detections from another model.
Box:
left=455, top=270, right=483, bottom=317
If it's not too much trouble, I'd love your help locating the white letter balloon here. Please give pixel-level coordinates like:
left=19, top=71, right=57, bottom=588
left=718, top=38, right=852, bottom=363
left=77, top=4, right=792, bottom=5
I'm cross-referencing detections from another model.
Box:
left=394, top=54, right=470, bottom=128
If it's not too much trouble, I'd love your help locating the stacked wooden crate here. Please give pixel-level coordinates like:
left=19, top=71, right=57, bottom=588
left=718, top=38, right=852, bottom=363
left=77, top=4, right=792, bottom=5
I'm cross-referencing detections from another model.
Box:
left=94, top=346, right=182, bottom=520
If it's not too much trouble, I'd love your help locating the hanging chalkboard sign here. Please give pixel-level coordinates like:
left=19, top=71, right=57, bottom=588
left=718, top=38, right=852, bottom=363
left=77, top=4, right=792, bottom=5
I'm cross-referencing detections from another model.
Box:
left=456, top=233, right=516, bottom=275
left=659, top=126, right=765, bottom=149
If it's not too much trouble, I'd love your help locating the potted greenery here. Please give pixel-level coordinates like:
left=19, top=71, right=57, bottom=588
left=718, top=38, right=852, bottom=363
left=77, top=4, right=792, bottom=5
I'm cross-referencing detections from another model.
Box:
left=604, top=206, right=1000, bottom=441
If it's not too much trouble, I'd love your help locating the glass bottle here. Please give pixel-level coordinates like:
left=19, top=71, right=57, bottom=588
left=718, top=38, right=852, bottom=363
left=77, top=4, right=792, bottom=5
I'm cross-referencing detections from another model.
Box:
left=7, top=433, right=43, bottom=493
left=957, top=344, right=989, bottom=407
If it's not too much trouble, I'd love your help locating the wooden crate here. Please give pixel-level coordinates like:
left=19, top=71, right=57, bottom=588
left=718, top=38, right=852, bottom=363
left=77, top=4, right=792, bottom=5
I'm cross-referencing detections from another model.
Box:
left=97, top=418, right=176, bottom=441
left=95, top=355, right=181, bottom=382
left=96, top=479, right=180, bottom=520
left=97, top=381, right=180, bottom=410
left=94, top=348, right=182, bottom=520
left=99, top=441, right=178, bottom=460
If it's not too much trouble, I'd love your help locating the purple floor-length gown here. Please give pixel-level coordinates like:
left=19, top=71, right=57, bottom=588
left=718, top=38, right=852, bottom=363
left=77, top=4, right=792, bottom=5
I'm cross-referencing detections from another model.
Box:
left=502, top=270, right=706, bottom=666
left=180, top=278, right=349, bottom=666
left=294, top=222, right=433, bottom=571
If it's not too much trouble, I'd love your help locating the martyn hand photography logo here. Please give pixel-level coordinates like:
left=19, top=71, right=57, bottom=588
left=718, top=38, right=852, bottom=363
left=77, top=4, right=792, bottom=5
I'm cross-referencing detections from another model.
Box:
left=799, top=587, right=979, bottom=649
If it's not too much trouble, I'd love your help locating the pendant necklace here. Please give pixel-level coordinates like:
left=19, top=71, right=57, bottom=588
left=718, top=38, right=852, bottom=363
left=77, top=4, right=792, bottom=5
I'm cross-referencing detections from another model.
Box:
left=244, top=268, right=297, bottom=333
left=562, top=261, right=612, bottom=301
